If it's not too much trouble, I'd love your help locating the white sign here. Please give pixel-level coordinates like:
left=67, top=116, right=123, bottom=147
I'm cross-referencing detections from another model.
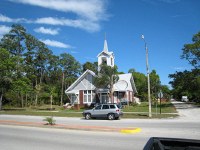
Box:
left=158, top=91, right=163, bottom=99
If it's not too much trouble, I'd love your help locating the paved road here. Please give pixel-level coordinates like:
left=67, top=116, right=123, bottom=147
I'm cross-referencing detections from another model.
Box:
left=171, top=101, right=200, bottom=120
left=0, top=101, right=200, bottom=150
left=0, top=125, right=146, bottom=150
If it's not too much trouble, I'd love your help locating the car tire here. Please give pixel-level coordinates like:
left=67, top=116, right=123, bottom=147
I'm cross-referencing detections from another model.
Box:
left=108, top=113, right=115, bottom=120
left=115, top=116, right=120, bottom=120
left=85, top=113, right=91, bottom=120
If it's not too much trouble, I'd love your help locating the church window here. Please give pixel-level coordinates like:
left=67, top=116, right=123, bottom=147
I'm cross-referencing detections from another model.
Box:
left=83, top=90, right=94, bottom=103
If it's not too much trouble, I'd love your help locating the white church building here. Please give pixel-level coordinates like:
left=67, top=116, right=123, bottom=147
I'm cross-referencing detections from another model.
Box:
left=65, top=39, right=137, bottom=108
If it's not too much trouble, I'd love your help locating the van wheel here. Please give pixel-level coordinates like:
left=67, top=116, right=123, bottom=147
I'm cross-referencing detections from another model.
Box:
left=108, top=113, right=115, bottom=120
left=85, top=113, right=91, bottom=120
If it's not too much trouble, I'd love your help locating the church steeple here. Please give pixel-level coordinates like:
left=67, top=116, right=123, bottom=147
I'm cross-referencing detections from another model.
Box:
left=97, top=35, right=115, bottom=72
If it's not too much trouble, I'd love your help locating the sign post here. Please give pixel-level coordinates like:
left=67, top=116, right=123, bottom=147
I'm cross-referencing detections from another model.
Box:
left=158, top=90, right=163, bottom=114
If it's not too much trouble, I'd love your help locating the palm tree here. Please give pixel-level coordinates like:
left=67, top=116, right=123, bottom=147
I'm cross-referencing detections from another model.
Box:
left=94, top=64, right=119, bottom=103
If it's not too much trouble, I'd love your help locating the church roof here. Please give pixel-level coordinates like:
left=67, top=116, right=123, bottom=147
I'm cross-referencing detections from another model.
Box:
left=65, top=69, right=96, bottom=94
left=114, top=73, right=137, bottom=93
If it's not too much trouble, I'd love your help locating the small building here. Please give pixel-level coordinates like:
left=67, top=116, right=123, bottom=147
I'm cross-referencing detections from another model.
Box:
left=65, top=39, right=137, bottom=108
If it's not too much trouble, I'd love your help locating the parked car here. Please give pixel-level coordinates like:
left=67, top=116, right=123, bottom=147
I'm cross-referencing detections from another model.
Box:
left=82, top=103, right=123, bottom=120
left=182, top=96, right=189, bottom=102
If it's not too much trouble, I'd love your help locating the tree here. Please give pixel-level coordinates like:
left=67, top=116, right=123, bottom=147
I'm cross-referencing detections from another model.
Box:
left=128, top=68, right=136, bottom=74
left=34, top=43, right=52, bottom=84
left=131, top=70, right=147, bottom=101
left=23, top=34, right=40, bottom=85
left=169, top=69, right=200, bottom=100
left=181, top=31, right=200, bottom=69
left=35, top=83, right=42, bottom=106
left=59, top=53, right=81, bottom=78
left=94, top=64, right=119, bottom=102
left=0, top=24, right=26, bottom=78
left=160, top=85, right=171, bottom=100
left=150, top=70, right=161, bottom=98
left=129, top=68, right=163, bottom=101
left=169, top=31, right=200, bottom=101
left=82, top=61, right=98, bottom=73
left=0, top=48, right=17, bottom=110
left=59, top=53, right=81, bottom=104
left=48, top=85, right=56, bottom=109
left=11, top=77, right=31, bottom=107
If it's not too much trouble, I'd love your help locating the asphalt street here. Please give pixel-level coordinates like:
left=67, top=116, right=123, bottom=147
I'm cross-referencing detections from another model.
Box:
left=0, top=125, right=146, bottom=150
left=0, top=101, right=200, bottom=150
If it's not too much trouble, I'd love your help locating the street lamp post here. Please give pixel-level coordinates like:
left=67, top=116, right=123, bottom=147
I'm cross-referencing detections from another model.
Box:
left=141, top=35, right=152, bottom=118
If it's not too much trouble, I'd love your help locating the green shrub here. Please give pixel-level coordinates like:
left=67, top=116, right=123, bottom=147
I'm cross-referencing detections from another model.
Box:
left=43, top=116, right=56, bottom=125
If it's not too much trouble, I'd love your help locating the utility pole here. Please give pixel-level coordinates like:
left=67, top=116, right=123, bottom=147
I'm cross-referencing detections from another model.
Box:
left=141, top=35, right=152, bottom=118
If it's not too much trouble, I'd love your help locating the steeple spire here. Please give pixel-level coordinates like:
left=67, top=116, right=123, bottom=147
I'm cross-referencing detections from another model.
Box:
left=103, top=32, right=108, bottom=52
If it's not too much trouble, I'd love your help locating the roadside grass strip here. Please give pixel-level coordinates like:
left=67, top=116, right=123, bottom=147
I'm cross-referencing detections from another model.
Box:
left=120, top=127, right=141, bottom=134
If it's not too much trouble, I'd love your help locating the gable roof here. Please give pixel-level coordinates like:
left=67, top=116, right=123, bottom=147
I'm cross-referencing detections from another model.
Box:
left=114, top=73, right=137, bottom=93
left=65, top=69, right=96, bottom=94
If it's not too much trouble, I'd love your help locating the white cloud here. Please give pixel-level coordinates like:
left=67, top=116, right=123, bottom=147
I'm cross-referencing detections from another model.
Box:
left=34, top=27, right=59, bottom=35
left=35, top=17, right=100, bottom=32
left=0, top=14, right=29, bottom=23
left=0, top=25, right=11, bottom=39
left=0, top=25, right=11, bottom=34
left=0, top=14, right=13, bottom=22
left=0, top=14, right=100, bottom=32
left=7, top=0, right=108, bottom=32
left=40, top=39, right=72, bottom=48
left=9, top=0, right=108, bottom=22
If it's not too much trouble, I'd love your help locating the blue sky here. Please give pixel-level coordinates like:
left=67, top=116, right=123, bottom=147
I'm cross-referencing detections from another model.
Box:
left=0, top=0, right=200, bottom=87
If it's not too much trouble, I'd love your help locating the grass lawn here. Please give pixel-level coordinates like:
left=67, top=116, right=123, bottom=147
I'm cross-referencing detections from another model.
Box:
left=0, top=102, right=178, bottom=119
left=123, top=102, right=177, bottom=113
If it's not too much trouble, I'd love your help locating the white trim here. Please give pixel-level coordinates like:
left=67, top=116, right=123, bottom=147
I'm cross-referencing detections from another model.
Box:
left=66, top=90, right=79, bottom=94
